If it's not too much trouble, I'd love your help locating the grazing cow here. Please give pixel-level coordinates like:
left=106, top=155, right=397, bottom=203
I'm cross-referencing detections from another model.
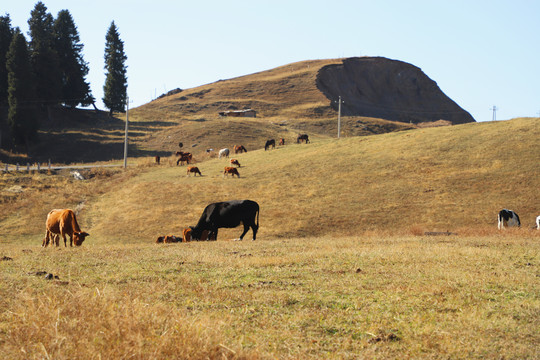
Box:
left=189, top=200, right=259, bottom=241
left=156, top=236, right=165, bottom=243
left=178, top=142, right=183, bottom=148
left=186, top=166, right=202, bottom=176
left=265, top=139, right=275, bottom=151
left=176, top=151, right=192, bottom=165
left=230, top=159, right=241, bottom=167
left=498, top=209, right=521, bottom=230
left=219, top=148, right=230, bottom=159
left=42, top=209, right=89, bottom=247
left=182, top=228, right=216, bottom=241
left=234, top=145, right=247, bottom=154
left=182, top=228, right=192, bottom=242
left=297, top=134, right=310, bottom=143
left=155, top=155, right=161, bottom=165
left=279, top=138, right=285, bottom=146
left=223, top=166, right=240, bottom=178
left=536, top=215, right=540, bottom=230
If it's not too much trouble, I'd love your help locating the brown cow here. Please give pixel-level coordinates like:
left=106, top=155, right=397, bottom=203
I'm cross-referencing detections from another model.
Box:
left=164, top=235, right=179, bottom=243
left=182, top=228, right=192, bottom=242
left=279, top=138, right=285, bottom=146
left=155, top=155, right=161, bottom=165
left=42, top=209, right=89, bottom=247
left=183, top=228, right=216, bottom=241
left=223, top=166, right=240, bottom=178
left=264, top=139, right=275, bottom=151
left=176, top=152, right=192, bottom=165
left=234, top=145, right=247, bottom=154
left=230, top=159, right=241, bottom=167
left=156, top=235, right=180, bottom=243
left=186, top=166, right=202, bottom=176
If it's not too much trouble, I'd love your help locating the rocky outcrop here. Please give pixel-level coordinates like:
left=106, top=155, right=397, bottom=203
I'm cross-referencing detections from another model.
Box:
left=316, top=57, right=475, bottom=124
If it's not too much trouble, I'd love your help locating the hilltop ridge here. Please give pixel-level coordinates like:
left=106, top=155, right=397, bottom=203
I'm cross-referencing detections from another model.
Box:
left=138, top=57, right=474, bottom=124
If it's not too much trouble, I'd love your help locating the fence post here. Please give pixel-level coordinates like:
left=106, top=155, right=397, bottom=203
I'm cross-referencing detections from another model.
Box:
left=27, top=163, right=30, bottom=173
left=37, top=163, right=41, bottom=172
left=16, top=163, right=19, bottom=171
left=4, top=164, right=7, bottom=172
left=48, top=159, right=51, bottom=172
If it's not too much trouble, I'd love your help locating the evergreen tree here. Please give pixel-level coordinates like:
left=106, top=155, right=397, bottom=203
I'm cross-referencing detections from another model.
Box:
left=103, top=21, right=127, bottom=116
left=0, top=14, right=13, bottom=106
left=28, top=1, right=61, bottom=108
left=54, top=9, right=93, bottom=108
left=7, top=28, right=37, bottom=147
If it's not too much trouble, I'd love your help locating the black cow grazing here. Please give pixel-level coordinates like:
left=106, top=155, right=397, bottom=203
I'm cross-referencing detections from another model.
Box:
left=265, top=139, right=275, bottom=151
left=297, top=134, right=310, bottom=143
left=189, top=200, right=259, bottom=241
left=498, top=209, right=521, bottom=230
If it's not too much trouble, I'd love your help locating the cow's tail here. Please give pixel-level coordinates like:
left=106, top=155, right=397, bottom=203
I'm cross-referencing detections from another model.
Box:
left=256, top=204, right=260, bottom=228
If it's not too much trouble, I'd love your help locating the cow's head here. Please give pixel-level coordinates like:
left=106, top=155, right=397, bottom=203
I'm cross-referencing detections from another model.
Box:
left=182, top=228, right=192, bottom=242
left=188, top=226, right=202, bottom=241
left=73, top=231, right=89, bottom=246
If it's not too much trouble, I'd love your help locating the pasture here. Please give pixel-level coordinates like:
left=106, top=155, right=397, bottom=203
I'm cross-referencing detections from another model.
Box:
left=1, top=234, right=538, bottom=359
left=0, top=117, right=539, bottom=358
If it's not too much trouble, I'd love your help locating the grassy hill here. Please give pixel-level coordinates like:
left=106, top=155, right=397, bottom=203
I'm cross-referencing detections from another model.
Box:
left=1, top=117, right=539, bottom=359
left=1, top=117, right=538, bottom=244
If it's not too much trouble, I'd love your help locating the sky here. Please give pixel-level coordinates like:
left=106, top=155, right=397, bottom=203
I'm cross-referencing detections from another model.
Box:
left=4, top=0, right=540, bottom=122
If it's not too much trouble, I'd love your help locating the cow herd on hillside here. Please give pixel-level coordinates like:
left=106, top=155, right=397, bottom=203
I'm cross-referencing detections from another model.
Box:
left=39, top=132, right=539, bottom=247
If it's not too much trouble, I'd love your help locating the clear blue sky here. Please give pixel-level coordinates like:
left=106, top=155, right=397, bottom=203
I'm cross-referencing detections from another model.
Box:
left=5, top=0, right=540, bottom=122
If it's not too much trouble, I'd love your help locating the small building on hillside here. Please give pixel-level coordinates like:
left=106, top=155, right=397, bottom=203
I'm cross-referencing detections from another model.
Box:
left=218, top=109, right=257, bottom=118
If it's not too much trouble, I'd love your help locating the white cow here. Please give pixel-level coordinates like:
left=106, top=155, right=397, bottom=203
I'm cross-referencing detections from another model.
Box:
left=218, top=148, right=230, bottom=159
left=497, top=209, right=521, bottom=230
left=536, top=215, right=540, bottom=230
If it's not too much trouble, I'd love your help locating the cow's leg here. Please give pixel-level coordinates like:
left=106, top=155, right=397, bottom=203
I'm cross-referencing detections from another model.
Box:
left=251, top=222, right=259, bottom=241
left=237, top=223, right=251, bottom=241
left=43, top=230, right=50, bottom=247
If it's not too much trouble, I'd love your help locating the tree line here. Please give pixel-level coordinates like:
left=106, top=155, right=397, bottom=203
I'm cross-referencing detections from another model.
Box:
left=0, top=1, right=127, bottom=151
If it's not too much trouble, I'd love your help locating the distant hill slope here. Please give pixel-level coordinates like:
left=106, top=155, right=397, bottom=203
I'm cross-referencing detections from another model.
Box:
left=317, top=57, right=475, bottom=124
left=134, top=56, right=474, bottom=124
left=1, top=118, right=537, bottom=244
left=0, top=57, right=473, bottom=164
left=126, top=57, right=473, bottom=158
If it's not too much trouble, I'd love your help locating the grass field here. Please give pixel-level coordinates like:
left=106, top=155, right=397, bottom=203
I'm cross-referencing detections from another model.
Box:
left=1, top=234, right=538, bottom=359
left=1, top=117, right=539, bottom=358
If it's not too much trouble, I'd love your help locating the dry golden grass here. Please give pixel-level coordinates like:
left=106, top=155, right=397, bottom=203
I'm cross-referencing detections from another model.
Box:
left=1, top=117, right=539, bottom=358
left=1, top=234, right=538, bottom=359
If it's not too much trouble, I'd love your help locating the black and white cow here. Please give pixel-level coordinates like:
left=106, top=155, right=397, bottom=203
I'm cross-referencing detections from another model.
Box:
left=497, top=209, right=521, bottom=230
left=189, top=200, right=259, bottom=241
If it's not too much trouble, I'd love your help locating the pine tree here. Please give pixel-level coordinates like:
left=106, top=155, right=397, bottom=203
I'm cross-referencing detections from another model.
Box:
left=0, top=14, right=13, bottom=106
left=0, top=14, right=13, bottom=148
left=28, top=1, right=61, bottom=108
left=7, top=28, right=37, bottom=147
left=103, top=21, right=127, bottom=116
left=54, top=9, right=93, bottom=108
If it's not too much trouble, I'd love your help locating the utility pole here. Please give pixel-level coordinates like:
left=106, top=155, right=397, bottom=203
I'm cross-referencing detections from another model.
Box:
left=490, top=105, right=498, bottom=121
left=336, top=96, right=344, bottom=138
left=123, top=96, right=129, bottom=169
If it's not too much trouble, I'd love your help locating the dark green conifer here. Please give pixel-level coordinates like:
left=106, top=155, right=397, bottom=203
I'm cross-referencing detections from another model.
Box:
left=103, top=21, right=127, bottom=116
left=7, top=28, right=37, bottom=147
left=54, top=9, right=93, bottom=108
